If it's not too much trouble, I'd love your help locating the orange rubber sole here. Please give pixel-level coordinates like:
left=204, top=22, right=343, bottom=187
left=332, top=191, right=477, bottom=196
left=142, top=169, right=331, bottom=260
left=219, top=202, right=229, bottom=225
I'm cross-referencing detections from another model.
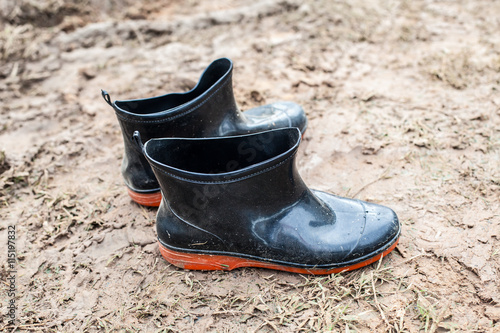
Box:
left=127, top=188, right=162, bottom=207
left=158, top=238, right=399, bottom=275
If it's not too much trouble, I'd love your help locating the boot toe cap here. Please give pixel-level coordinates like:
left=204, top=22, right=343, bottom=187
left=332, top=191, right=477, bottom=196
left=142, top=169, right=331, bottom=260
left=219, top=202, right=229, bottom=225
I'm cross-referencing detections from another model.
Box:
left=311, top=191, right=400, bottom=265
left=243, top=102, right=307, bottom=133
left=271, top=101, right=308, bottom=133
left=352, top=201, right=400, bottom=260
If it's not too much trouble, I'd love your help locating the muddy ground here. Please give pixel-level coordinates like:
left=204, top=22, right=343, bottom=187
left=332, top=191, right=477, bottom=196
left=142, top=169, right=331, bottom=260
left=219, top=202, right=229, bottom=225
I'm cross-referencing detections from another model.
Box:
left=0, top=0, right=499, bottom=332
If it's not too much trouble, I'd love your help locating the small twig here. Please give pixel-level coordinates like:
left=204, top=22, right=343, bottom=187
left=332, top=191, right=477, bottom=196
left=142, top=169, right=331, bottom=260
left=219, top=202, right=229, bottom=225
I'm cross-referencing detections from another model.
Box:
left=352, top=168, right=391, bottom=198
left=428, top=301, right=449, bottom=333
left=371, top=271, right=391, bottom=328
left=399, top=253, right=426, bottom=265
left=5, top=323, right=49, bottom=329
left=254, top=319, right=280, bottom=333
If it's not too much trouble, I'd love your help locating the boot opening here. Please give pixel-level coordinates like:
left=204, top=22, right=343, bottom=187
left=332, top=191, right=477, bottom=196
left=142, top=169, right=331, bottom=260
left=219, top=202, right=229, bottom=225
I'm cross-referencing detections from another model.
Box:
left=115, top=58, right=232, bottom=114
left=147, top=129, right=300, bottom=174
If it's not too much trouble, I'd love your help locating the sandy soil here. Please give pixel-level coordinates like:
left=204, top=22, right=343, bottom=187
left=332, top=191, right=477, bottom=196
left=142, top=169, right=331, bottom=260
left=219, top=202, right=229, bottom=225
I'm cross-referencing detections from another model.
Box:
left=0, top=0, right=499, bottom=332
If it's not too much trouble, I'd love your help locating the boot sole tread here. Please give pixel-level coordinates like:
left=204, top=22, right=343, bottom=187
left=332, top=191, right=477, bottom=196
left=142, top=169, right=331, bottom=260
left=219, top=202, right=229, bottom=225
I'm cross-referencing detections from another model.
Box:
left=158, top=238, right=399, bottom=275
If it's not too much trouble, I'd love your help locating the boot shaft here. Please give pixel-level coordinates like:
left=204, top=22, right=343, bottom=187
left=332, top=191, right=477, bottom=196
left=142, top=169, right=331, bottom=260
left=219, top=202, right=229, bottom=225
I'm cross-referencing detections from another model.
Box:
left=104, top=58, right=241, bottom=193
left=113, top=58, right=239, bottom=143
left=143, top=128, right=309, bottom=228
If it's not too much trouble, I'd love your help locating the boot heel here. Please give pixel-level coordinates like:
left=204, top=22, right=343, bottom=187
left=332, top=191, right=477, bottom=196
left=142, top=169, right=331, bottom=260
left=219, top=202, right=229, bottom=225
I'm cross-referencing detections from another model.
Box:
left=127, top=188, right=162, bottom=207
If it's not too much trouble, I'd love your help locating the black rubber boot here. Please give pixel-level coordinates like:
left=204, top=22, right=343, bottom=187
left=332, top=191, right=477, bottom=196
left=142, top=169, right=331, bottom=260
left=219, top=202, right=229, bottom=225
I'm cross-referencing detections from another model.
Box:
left=101, top=58, right=307, bottom=207
left=137, top=128, right=400, bottom=275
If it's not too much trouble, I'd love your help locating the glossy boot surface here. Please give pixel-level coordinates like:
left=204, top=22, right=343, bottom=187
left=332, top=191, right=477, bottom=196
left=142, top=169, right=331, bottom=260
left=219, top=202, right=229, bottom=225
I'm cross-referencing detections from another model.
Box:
left=102, top=58, right=307, bottom=206
left=140, top=128, right=401, bottom=274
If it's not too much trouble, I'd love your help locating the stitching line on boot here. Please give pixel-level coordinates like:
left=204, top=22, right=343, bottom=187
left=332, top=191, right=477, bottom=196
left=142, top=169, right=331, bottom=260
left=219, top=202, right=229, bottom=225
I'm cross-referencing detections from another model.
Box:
left=150, top=151, right=297, bottom=184
left=114, top=74, right=232, bottom=123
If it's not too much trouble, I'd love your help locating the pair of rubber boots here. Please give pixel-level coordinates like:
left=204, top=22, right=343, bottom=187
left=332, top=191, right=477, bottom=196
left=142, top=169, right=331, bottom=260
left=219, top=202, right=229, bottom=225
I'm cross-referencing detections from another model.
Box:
left=102, top=58, right=400, bottom=274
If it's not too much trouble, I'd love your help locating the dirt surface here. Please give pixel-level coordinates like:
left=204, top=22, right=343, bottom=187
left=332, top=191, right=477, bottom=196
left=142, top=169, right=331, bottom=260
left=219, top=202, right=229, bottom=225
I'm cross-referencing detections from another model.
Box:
left=0, top=0, right=499, bottom=332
